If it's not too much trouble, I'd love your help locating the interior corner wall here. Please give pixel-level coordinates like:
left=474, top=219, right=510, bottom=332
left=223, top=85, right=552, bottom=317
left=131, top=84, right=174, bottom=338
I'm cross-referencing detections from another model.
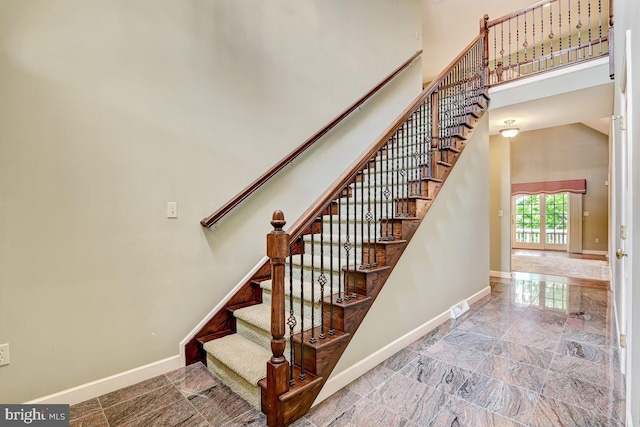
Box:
left=510, top=124, right=609, bottom=252
left=0, top=0, right=422, bottom=402
left=332, top=115, right=490, bottom=375
left=489, top=134, right=511, bottom=273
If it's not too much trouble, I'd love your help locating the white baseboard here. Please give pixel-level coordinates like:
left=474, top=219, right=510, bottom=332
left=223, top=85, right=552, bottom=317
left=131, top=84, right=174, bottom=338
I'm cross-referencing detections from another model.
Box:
left=489, top=270, right=511, bottom=279
left=582, top=250, right=608, bottom=256
left=25, top=356, right=180, bottom=406
left=313, top=286, right=491, bottom=406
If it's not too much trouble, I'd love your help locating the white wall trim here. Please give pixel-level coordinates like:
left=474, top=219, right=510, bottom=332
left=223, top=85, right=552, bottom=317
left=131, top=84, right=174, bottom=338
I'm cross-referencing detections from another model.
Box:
left=178, top=256, right=269, bottom=365
left=581, top=250, right=608, bottom=256
left=25, top=355, right=180, bottom=406
left=312, top=285, right=491, bottom=406
left=489, top=270, right=511, bottom=279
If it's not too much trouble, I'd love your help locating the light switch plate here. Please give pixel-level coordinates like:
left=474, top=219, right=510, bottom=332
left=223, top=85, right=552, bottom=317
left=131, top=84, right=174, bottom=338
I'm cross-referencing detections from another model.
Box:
left=167, top=202, right=178, bottom=218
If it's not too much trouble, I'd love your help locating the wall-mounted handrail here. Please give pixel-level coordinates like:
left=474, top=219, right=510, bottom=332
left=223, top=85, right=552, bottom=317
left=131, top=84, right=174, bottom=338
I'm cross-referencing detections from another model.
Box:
left=200, top=49, right=423, bottom=228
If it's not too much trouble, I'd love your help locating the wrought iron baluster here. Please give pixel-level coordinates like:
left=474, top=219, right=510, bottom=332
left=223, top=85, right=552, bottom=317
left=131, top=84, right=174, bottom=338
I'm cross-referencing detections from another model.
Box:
left=298, top=241, right=306, bottom=381
left=309, top=219, right=316, bottom=344
left=373, top=151, right=378, bottom=267
left=500, top=21, right=505, bottom=78
left=366, top=158, right=372, bottom=268
left=508, top=17, right=512, bottom=73
left=516, top=14, right=520, bottom=75
left=533, top=7, right=537, bottom=71
left=578, top=0, right=582, bottom=58
left=559, top=0, right=563, bottom=64
left=344, top=182, right=351, bottom=301
left=336, top=194, right=343, bottom=303
left=550, top=1, right=555, bottom=67
left=587, top=0, right=593, bottom=56
left=329, top=199, right=335, bottom=336
left=319, top=213, right=325, bottom=340
left=568, top=0, right=572, bottom=61
left=288, top=246, right=295, bottom=386
left=360, top=168, right=365, bottom=269
left=541, top=5, right=545, bottom=67
left=598, top=0, right=602, bottom=54
left=351, top=176, right=357, bottom=298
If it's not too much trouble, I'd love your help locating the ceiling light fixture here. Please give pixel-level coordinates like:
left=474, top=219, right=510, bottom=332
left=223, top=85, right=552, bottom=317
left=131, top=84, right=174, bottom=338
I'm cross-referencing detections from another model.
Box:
left=499, top=119, right=520, bottom=138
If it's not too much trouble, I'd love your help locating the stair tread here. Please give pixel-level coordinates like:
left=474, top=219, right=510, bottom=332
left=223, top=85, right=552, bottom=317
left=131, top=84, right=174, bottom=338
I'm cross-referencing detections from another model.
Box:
left=234, top=302, right=313, bottom=334
left=203, top=334, right=269, bottom=385
left=260, top=279, right=337, bottom=302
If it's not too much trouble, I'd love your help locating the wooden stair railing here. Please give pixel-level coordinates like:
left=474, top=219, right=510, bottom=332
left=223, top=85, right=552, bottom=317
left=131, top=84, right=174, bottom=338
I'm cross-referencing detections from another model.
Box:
left=485, top=0, right=613, bottom=86
left=256, top=23, right=490, bottom=426
left=200, top=50, right=422, bottom=228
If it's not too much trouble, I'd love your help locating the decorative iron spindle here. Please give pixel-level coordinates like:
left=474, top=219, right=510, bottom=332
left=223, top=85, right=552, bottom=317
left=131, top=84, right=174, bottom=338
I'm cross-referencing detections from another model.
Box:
left=328, top=202, right=335, bottom=335
left=318, top=215, right=326, bottom=340
left=309, top=220, right=316, bottom=344
left=288, top=246, right=295, bottom=386
left=298, top=242, right=306, bottom=381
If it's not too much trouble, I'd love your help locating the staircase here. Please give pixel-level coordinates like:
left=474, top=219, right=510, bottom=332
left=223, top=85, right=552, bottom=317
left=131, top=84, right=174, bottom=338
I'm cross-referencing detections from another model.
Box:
left=185, top=26, right=490, bottom=427
left=180, top=1, right=618, bottom=424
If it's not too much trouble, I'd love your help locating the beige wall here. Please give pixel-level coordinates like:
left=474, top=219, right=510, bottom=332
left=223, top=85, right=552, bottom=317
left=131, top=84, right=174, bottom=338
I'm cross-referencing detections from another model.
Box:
left=489, top=135, right=511, bottom=273
left=0, top=0, right=422, bottom=402
left=335, top=116, right=490, bottom=373
left=510, top=124, right=609, bottom=252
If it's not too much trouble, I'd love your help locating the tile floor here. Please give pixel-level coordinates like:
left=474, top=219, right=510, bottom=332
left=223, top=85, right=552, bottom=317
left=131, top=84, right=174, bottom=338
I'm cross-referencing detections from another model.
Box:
left=70, top=273, right=625, bottom=426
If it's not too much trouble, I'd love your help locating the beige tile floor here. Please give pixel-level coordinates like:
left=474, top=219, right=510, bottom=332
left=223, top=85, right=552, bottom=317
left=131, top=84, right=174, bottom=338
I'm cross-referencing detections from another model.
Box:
left=70, top=272, right=625, bottom=426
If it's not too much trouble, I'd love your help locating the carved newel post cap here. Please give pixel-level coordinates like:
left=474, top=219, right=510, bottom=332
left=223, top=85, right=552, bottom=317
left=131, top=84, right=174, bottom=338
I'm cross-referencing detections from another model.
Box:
left=271, top=210, right=286, bottom=231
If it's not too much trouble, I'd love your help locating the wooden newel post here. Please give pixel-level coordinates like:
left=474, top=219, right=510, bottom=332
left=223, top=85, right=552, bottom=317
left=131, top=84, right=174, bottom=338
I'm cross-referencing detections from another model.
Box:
left=265, top=210, right=289, bottom=427
left=480, top=14, right=490, bottom=85
left=430, top=91, right=439, bottom=152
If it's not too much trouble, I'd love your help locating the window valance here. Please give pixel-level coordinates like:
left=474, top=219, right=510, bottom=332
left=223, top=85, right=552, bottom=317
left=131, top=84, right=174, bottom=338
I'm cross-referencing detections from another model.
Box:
left=511, top=179, right=587, bottom=195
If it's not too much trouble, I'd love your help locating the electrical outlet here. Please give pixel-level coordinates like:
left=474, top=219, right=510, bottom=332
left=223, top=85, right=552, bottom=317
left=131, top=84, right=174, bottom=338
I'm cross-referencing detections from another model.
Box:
left=595, top=238, right=600, bottom=243
left=0, top=343, right=9, bottom=366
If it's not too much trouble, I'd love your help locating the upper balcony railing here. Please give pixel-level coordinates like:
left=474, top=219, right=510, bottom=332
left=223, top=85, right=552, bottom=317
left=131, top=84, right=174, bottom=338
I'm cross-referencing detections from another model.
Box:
left=485, top=0, right=613, bottom=86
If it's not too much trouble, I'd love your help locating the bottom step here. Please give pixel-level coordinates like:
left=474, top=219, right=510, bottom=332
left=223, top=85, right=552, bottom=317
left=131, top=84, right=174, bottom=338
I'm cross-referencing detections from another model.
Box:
left=203, top=334, right=271, bottom=409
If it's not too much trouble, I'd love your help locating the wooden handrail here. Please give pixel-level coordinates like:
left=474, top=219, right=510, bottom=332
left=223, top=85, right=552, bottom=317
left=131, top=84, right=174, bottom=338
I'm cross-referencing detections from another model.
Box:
left=487, top=0, right=557, bottom=27
left=285, top=35, right=484, bottom=243
left=200, top=49, right=423, bottom=228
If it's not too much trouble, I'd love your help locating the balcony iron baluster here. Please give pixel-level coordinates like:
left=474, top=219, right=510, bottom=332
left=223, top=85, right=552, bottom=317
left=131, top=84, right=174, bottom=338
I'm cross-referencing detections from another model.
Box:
left=598, top=0, right=602, bottom=54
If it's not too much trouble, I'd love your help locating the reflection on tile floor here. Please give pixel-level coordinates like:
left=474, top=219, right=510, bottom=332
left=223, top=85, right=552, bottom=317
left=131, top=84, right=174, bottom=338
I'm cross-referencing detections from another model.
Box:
left=70, top=274, right=625, bottom=426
